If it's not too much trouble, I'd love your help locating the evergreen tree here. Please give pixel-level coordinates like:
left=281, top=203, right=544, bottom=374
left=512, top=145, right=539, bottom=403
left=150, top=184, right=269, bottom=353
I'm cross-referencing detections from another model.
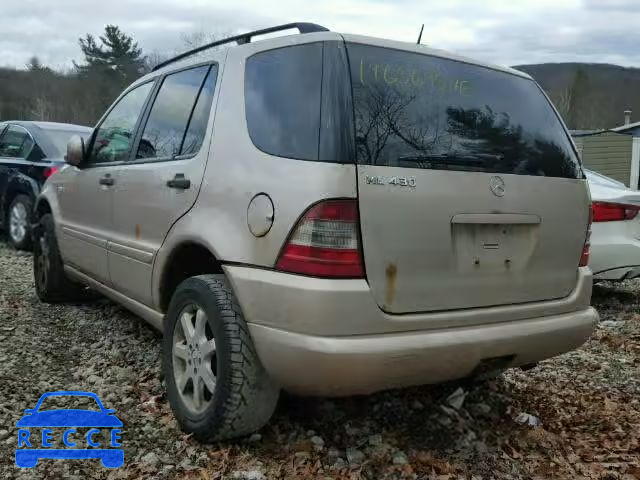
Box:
left=75, top=25, right=145, bottom=83
left=26, top=56, right=48, bottom=72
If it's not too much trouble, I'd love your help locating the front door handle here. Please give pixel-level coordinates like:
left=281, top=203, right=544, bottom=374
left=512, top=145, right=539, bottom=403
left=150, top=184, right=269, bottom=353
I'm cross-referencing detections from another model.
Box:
left=99, top=174, right=114, bottom=186
left=166, top=173, right=191, bottom=190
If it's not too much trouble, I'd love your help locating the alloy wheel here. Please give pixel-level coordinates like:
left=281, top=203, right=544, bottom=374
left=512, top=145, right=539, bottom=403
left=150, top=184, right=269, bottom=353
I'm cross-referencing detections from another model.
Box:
left=9, top=202, right=28, bottom=244
left=172, top=304, right=217, bottom=414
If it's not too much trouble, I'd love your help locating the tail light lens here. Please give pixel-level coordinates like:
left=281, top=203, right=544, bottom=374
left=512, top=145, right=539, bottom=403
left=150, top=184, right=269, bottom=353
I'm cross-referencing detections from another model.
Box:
left=579, top=206, right=592, bottom=267
left=276, top=199, right=364, bottom=278
left=592, top=201, right=640, bottom=222
left=43, top=166, right=59, bottom=179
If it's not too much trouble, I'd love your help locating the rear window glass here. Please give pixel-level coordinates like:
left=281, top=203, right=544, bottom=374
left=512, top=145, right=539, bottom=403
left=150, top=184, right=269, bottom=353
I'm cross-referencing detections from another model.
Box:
left=245, top=43, right=322, bottom=160
left=347, top=43, right=581, bottom=178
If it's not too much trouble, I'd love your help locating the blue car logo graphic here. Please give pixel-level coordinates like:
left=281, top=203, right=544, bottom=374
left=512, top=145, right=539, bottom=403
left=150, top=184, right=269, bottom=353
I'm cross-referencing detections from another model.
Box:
left=15, top=391, right=123, bottom=468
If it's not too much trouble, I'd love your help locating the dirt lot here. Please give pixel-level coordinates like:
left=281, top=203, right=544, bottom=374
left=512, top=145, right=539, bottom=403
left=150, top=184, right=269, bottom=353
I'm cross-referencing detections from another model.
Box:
left=0, top=239, right=639, bottom=480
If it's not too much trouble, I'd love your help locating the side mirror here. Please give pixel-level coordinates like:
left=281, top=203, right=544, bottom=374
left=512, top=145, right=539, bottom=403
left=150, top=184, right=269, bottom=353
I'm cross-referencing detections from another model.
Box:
left=66, top=135, right=85, bottom=166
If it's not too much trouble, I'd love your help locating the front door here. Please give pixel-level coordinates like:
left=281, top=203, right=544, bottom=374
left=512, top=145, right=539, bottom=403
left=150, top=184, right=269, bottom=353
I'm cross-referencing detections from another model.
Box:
left=55, top=81, right=155, bottom=283
left=108, top=64, right=219, bottom=305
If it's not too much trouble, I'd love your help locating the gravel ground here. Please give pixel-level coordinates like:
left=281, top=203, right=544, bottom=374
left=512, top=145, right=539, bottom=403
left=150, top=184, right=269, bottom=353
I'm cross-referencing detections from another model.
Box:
left=0, top=238, right=639, bottom=479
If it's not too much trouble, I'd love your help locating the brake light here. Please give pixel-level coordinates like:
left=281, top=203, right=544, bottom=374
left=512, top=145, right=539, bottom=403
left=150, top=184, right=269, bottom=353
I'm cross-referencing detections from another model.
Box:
left=592, top=201, right=640, bottom=222
left=579, top=206, right=592, bottom=267
left=43, top=166, right=59, bottom=179
left=276, top=199, right=364, bottom=278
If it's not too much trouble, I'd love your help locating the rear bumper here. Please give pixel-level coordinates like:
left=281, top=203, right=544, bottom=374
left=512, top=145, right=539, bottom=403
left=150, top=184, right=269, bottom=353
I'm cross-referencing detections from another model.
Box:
left=249, top=307, right=598, bottom=395
left=224, top=265, right=597, bottom=396
left=224, top=266, right=594, bottom=336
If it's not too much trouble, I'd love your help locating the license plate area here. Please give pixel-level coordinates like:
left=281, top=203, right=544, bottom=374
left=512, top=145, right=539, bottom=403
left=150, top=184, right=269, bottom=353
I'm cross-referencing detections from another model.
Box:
left=452, top=220, right=539, bottom=273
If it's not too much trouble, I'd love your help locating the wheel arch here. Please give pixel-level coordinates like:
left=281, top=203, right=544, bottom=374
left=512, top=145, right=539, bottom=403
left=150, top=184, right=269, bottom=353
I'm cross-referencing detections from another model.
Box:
left=3, top=175, right=38, bottom=223
left=34, top=196, right=53, bottom=220
left=156, top=241, right=223, bottom=313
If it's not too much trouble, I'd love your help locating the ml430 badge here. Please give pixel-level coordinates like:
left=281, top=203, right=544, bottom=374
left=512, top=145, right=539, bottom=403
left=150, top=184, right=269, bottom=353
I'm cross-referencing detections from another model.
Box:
left=365, top=175, right=417, bottom=188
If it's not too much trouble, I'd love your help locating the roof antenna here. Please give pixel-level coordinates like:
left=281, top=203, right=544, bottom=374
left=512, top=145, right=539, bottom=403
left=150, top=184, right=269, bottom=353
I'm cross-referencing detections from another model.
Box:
left=417, top=24, right=424, bottom=44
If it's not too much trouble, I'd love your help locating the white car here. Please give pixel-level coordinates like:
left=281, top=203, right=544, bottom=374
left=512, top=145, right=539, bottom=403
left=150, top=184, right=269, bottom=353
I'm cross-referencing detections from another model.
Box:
left=586, top=169, right=640, bottom=280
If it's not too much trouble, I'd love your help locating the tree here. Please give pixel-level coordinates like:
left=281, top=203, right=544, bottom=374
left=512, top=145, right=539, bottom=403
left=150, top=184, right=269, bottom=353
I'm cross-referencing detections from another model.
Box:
left=566, top=67, right=591, bottom=129
left=75, top=25, right=145, bottom=83
left=26, top=56, right=50, bottom=73
left=180, top=30, right=232, bottom=50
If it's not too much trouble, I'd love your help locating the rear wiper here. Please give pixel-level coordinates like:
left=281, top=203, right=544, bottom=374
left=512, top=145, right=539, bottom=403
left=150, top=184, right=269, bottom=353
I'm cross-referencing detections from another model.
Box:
left=397, top=153, right=504, bottom=171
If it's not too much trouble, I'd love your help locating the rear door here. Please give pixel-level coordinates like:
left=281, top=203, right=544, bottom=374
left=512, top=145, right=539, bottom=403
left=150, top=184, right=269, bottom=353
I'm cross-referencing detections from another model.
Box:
left=347, top=42, right=590, bottom=313
left=107, top=63, right=220, bottom=305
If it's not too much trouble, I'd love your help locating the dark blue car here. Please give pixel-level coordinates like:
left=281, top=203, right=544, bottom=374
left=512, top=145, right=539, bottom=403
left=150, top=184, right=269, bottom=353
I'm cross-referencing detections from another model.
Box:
left=0, top=121, right=91, bottom=250
left=15, top=391, right=123, bottom=468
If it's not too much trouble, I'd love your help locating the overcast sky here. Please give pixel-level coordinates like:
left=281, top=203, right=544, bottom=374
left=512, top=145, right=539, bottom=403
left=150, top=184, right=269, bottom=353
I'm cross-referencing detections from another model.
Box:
left=2, top=0, right=639, bottom=70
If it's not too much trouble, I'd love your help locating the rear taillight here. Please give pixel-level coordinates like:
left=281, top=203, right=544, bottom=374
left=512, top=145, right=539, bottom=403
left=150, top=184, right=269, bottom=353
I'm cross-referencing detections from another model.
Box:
left=43, top=166, right=59, bottom=179
left=592, top=201, right=640, bottom=222
left=579, top=206, right=592, bottom=267
left=276, top=199, right=364, bottom=278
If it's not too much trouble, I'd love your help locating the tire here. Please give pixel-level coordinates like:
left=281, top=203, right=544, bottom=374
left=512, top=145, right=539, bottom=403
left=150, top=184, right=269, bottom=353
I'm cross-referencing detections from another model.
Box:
left=33, top=213, right=89, bottom=303
left=7, top=194, right=33, bottom=250
left=163, top=274, right=279, bottom=442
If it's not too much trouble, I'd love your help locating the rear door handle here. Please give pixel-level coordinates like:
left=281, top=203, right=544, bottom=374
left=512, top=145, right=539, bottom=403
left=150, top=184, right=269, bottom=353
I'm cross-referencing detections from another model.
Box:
left=99, top=174, right=115, bottom=186
left=166, top=173, right=191, bottom=190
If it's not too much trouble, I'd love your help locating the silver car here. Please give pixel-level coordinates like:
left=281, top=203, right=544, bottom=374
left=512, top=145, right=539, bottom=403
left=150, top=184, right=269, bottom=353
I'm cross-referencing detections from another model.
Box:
left=32, top=23, right=598, bottom=441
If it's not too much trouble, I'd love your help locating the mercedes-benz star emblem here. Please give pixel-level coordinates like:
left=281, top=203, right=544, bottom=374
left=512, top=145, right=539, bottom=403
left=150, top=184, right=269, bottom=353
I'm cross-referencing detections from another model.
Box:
left=489, top=176, right=505, bottom=197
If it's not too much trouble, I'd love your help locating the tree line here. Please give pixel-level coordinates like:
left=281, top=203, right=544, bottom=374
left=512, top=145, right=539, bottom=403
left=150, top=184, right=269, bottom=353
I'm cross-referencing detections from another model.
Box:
left=0, top=25, right=634, bottom=130
left=0, top=25, right=155, bottom=126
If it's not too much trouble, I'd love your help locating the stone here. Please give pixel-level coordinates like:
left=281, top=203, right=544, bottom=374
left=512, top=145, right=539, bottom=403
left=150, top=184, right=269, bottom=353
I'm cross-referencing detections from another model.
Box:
left=515, top=412, right=541, bottom=426
left=392, top=451, right=409, bottom=465
left=446, top=387, right=467, bottom=410
left=331, top=457, right=348, bottom=470
left=141, top=452, right=160, bottom=467
left=346, top=448, right=365, bottom=465
left=232, top=470, right=266, bottom=480
left=469, top=403, right=491, bottom=416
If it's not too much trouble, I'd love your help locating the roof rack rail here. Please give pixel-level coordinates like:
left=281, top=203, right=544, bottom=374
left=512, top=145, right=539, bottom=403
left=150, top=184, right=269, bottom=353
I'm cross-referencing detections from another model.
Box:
left=153, top=22, right=330, bottom=72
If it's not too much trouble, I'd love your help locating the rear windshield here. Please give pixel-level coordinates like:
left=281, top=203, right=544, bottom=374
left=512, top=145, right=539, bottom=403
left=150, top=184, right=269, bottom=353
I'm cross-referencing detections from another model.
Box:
left=347, top=43, right=582, bottom=178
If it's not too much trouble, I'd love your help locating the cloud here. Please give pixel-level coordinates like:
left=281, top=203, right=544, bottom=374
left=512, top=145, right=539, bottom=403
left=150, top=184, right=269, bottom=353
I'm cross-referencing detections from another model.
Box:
left=1, top=0, right=639, bottom=70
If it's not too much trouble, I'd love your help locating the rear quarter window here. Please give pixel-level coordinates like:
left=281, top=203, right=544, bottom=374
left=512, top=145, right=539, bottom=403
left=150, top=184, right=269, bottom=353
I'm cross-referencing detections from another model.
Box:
left=244, top=43, right=323, bottom=161
left=347, top=43, right=582, bottom=178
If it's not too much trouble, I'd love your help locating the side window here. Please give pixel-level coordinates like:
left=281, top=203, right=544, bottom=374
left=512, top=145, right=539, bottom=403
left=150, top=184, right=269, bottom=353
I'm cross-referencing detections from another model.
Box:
left=0, top=125, right=35, bottom=158
left=136, top=65, right=215, bottom=160
left=245, top=43, right=323, bottom=160
left=180, top=66, right=218, bottom=156
left=88, top=82, right=153, bottom=164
